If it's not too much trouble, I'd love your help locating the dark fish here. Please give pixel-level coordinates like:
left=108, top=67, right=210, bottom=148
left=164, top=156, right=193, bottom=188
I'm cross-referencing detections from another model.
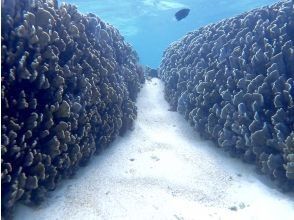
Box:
left=175, top=8, right=190, bottom=21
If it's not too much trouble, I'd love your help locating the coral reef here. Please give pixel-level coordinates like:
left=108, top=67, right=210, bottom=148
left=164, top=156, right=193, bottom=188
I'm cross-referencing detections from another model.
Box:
left=1, top=0, right=144, bottom=218
left=145, top=66, right=158, bottom=78
left=159, top=0, right=294, bottom=190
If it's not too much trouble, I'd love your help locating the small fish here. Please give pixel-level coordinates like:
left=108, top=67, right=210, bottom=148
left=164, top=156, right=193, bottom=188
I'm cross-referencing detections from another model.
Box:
left=175, top=8, right=190, bottom=21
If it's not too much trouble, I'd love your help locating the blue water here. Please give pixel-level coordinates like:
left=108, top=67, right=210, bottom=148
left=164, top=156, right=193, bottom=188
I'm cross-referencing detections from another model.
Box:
left=60, top=0, right=279, bottom=68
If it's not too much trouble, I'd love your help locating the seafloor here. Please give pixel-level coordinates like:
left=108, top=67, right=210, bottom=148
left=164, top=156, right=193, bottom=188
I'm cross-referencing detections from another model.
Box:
left=14, top=79, right=294, bottom=220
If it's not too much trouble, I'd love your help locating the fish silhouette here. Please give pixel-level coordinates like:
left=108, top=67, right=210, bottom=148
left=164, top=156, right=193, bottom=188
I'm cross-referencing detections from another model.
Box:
left=175, top=8, right=190, bottom=21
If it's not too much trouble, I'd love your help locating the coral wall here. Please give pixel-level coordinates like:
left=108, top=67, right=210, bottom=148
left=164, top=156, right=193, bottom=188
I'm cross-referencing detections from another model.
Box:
left=1, top=0, right=144, bottom=218
left=159, top=0, right=294, bottom=190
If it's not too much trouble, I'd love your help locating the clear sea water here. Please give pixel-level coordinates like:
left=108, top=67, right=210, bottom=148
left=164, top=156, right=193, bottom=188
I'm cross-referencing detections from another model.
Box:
left=60, top=0, right=279, bottom=68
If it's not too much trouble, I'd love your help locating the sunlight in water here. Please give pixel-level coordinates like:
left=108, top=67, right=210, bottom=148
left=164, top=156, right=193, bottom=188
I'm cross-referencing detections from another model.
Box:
left=142, top=0, right=188, bottom=10
left=61, top=0, right=278, bottom=68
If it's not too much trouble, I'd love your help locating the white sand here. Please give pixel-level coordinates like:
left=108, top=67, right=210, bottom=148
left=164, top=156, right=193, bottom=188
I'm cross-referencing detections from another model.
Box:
left=14, top=78, right=294, bottom=220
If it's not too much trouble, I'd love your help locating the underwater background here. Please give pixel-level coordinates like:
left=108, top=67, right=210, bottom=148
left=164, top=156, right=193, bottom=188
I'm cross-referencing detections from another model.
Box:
left=60, top=0, right=278, bottom=68
left=2, top=0, right=294, bottom=218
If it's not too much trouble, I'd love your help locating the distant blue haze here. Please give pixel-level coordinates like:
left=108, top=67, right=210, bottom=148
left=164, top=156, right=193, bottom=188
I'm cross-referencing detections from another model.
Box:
left=59, top=0, right=279, bottom=68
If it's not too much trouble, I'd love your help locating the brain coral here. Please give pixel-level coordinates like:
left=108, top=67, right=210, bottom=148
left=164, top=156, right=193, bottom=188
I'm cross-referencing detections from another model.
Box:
left=159, top=0, right=294, bottom=191
left=1, top=0, right=144, bottom=218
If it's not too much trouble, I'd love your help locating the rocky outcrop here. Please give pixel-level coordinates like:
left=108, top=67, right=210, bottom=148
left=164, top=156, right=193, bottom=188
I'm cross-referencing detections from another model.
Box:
left=1, top=0, right=144, bottom=218
left=159, top=0, right=294, bottom=191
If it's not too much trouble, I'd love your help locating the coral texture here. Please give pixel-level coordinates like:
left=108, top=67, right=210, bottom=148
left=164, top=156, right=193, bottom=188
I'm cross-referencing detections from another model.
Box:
left=1, top=0, right=144, bottom=218
left=159, top=0, right=294, bottom=190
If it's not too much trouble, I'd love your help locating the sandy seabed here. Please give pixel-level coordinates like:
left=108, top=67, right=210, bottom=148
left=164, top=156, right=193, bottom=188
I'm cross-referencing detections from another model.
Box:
left=14, top=78, right=294, bottom=220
